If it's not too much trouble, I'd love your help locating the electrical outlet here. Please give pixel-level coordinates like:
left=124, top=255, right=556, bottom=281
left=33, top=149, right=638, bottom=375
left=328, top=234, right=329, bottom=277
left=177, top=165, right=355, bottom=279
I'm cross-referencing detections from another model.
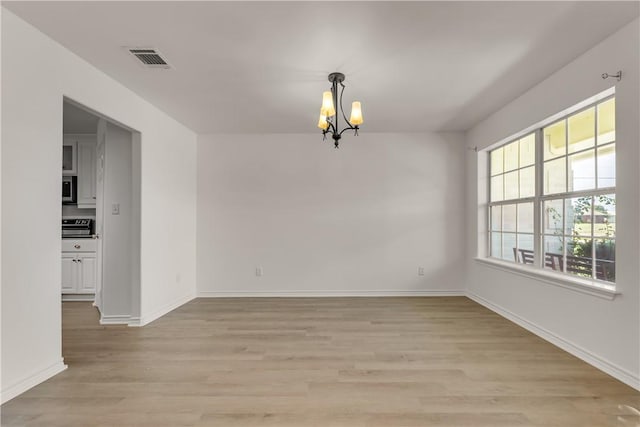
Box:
left=112, top=203, right=120, bottom=215
left=255, top=266, right=263, bottom=277
left=418, top=267, right=425, bottom=276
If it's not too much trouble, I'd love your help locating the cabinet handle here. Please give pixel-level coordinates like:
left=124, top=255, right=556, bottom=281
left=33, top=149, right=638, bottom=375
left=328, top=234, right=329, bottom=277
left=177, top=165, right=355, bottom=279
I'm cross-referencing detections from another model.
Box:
left=74, top=244, right=81, bottom=249
left=72, top=259, right=77, bottom=262
left=78, top=259, right=82, bottom=263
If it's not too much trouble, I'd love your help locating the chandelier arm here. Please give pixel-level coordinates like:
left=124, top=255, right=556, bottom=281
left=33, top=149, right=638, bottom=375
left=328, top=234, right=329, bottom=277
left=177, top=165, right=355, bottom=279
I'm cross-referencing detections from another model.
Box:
left=338, top=125, right=358, bottom=137
left=322, top=115, right=336, bottom=134
left=332, top=80, right=339, bottom=138
left=339, top=82, right=354, bottom=129
left=326, top=120, right=337, bottom=134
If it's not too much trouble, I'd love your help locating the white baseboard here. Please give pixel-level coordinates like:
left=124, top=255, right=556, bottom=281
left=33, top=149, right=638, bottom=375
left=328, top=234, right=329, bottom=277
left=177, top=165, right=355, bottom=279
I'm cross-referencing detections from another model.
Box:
left=1, top=359, right=67, bottom=404
left=62, top=294, right=95, bottom=302
left=466, top=291, right=640, bottom=391
left=138, top=293, right=195, bottom=326
left=127, top=316, right=142, bottom=327
left=197, top=289, right=466, bottom=298
left=99, top=314, right=131, bottom=325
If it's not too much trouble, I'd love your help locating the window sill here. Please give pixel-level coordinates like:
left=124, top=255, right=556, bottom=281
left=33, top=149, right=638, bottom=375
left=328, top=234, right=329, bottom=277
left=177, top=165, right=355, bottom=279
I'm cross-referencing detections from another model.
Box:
left=473, top=257, right=619, bottom=300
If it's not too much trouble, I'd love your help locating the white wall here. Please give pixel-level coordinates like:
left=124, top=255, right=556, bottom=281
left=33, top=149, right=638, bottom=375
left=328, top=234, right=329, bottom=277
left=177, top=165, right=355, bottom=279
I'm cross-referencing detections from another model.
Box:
left=101, top=123, right=133, bottom=319
left=0, top=4, right=4, bottom=402
left=1, top=10, right=197, bottom=402
left=197, top=132, right=466, bottom=296
left=465, top=19, right=639, bottom=388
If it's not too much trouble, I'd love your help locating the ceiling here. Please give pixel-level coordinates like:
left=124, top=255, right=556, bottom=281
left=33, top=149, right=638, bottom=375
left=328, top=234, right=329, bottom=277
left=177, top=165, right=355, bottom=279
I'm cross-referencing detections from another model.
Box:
left=63, top=101, right=99, bottom=134
left=4, top=1, right=638, bottom=134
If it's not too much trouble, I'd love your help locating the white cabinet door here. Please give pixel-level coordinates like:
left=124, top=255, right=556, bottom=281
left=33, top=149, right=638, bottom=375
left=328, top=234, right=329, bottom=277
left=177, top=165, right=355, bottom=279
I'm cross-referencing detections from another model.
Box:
left=61, top=254, right=77, bottom=293
left=77, top=140, right=97, bottom=207
left=78, top=254, right=97, bottom=293
left=62, top=139, right=77, bottom=175
left=62, top=250, right=96, bottom=294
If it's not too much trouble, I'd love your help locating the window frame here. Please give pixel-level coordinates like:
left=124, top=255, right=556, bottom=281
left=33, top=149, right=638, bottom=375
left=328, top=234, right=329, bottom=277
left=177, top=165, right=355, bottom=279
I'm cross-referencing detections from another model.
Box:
left=486, top=92, right=616, bottom=288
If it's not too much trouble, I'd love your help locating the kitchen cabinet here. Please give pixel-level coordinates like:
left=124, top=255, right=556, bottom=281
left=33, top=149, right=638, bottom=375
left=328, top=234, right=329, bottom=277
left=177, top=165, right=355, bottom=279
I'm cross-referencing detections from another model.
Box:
left=77, top=254, right=97, bottom=293
left=61, top=253, right=96, bottom=294
left=77, top=140, right=97, bottom=208
left=62, top=140, right=77, bottom=175
left=61, top=253, right=77, bottom=292
left=62, top=239, right=97, bottom=294
left=64, top=134, right=97, bottom=208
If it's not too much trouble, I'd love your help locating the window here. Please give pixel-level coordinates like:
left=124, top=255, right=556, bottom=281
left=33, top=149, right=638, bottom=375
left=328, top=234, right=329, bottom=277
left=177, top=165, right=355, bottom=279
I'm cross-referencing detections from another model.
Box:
left=488, top=94, right=616, bottom=284
left=489, top=134, right=535, bottom=261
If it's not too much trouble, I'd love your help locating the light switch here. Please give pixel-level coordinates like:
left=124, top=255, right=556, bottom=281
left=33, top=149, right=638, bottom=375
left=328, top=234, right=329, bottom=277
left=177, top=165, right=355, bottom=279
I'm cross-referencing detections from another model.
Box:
left=112, top=203, right=120, bottom=215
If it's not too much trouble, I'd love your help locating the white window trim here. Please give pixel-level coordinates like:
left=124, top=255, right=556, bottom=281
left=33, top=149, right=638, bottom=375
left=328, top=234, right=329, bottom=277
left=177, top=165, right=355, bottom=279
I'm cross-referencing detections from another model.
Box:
left=484, top=87, right=616, bottom=152
left=481, top=87, right=618, bottom=297
left=474, top=257, right=619, bottom=300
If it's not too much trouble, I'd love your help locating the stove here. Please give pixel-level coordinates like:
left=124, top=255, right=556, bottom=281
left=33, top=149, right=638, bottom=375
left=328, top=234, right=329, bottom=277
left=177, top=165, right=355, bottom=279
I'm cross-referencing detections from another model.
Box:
left=62, top=219, right=94, bottom=238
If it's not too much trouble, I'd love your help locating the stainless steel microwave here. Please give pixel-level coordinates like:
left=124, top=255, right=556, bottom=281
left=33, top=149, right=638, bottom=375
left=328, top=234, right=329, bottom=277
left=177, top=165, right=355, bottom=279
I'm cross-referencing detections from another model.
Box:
left=62, top=176, right=77, bottom=204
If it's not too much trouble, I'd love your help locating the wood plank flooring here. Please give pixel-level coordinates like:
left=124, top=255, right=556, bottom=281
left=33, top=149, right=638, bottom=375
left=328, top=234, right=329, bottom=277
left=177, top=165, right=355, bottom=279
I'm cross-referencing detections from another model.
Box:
left=2, top=297, right=638, bottom=426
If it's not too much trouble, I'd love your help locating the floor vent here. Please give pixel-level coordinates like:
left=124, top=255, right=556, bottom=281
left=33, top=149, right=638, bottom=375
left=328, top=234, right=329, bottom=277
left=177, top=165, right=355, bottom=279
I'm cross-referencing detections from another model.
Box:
left=127, top=48, right=171, bottom=69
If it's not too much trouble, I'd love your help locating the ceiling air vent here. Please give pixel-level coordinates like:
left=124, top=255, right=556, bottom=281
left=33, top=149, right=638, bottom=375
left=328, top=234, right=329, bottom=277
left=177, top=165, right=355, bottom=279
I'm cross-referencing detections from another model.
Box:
left=127, top=48, right=171, bottom=69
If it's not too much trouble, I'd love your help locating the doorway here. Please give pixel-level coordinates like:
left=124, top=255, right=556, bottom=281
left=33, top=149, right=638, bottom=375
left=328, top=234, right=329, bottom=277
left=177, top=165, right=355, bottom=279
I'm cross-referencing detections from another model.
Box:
left=62, top=98, right=141, bottom=325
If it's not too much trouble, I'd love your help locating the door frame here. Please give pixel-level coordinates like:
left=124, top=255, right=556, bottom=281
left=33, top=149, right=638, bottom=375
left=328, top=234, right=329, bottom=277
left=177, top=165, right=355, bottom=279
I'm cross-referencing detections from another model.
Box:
left=62, top=96, right=141, bottom=326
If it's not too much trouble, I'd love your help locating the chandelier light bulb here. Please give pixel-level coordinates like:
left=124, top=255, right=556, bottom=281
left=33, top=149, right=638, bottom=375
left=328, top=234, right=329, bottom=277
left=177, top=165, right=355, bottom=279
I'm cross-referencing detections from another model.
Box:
left=317, top=113, right=329, bottom=130
left=350, top=101, right=363, bottom=125
left=321, top=91, right=336, bottom=117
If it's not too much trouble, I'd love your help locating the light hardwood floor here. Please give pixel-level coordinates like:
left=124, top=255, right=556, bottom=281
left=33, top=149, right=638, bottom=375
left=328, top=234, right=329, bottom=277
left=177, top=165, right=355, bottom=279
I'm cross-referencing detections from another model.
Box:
left=2, top=297, right=639, bottom=426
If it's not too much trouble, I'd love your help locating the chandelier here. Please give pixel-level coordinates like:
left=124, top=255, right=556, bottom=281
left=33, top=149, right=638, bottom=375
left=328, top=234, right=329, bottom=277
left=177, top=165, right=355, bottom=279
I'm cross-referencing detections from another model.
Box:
left=317, top=72, right=363, bottom=148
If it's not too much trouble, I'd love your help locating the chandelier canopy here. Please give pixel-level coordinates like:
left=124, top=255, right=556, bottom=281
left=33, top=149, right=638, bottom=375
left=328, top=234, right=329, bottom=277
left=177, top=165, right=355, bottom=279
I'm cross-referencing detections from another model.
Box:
left=317, top=72, right=363, bottom=148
